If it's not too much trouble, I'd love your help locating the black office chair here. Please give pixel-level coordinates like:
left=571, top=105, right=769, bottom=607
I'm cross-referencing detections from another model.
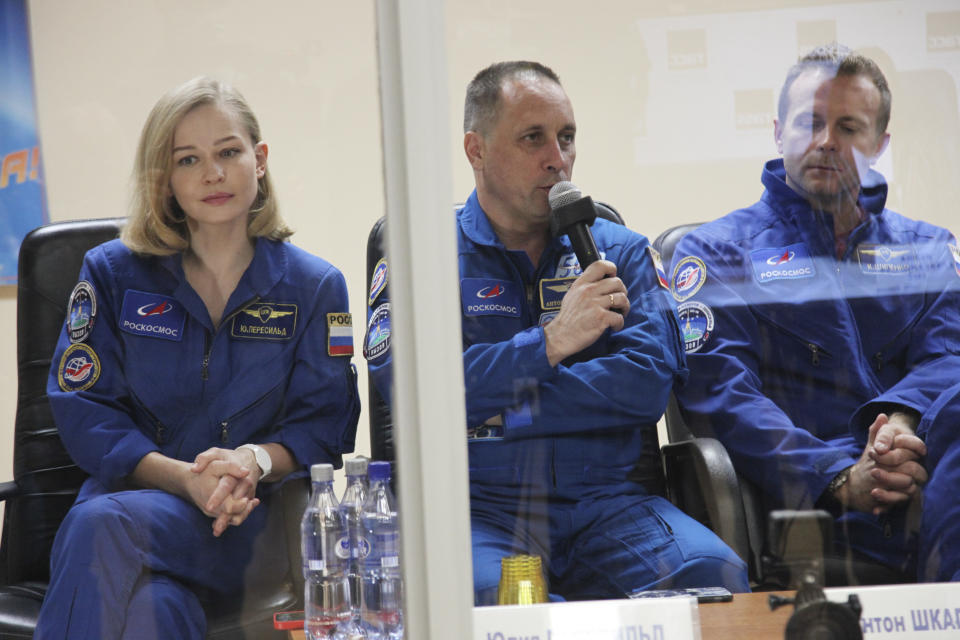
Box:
left=653, top=222, right=913, bottom=589
left=363, top=205, right=754, bottom=578
left=0, top=218, right=306, bottom=639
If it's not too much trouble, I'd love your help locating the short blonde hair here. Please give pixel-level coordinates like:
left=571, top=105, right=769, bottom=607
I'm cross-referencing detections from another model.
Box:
left=121, top=76, right=292, bottom=255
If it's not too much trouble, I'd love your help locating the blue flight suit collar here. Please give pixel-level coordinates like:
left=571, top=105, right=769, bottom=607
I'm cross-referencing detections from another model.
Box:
left=458, top=189, right=572, bottom=278
left=155, top=237, right=289, bottom=329
left=760, top=158, right=890, bottom=257
left=760, top=158, right=888, bottom=220
left=459, top=190, right=507, bottom=249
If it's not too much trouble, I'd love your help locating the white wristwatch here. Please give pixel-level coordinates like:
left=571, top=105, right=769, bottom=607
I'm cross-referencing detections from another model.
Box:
left=238, top=443, right=272, bottom=480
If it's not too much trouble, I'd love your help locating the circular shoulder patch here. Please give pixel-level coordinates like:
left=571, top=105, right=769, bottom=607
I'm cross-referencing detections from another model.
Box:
left=363, top=302, right=391, bottom=361
left=369, top=258, right=388, bottom=307
left=677, top=301, right=715, bottom=353
left=671, top=256, right=707, bottom=302
left=67, top=281, right=97, bottom=343
left=58, top=343, right=102, bottom=392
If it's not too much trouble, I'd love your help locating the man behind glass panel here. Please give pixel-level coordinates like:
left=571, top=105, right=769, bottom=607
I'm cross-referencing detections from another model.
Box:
left=670, top=43, right=960, bottom=583
left=366, top=60, right=749, bottom=604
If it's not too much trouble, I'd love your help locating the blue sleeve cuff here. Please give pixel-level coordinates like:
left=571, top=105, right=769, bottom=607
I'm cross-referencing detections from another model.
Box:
left=100, top=432, right=160, bottom=491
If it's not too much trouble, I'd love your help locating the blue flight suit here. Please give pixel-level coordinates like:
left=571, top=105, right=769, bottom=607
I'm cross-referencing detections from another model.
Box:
left=366, top=191, right=750, bottom=604
left=917, top=381, right=960, bottom=582
left=671, top=159, right=960, bottom=576
left=36, top=237, right=360, bottom=639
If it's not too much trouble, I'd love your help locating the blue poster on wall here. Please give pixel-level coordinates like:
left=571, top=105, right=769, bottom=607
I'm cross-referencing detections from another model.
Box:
left=0, top=0, right=47, bottom=285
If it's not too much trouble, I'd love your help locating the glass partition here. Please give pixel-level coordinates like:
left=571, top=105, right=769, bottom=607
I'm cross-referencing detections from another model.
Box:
left=12, top=1, right=960, bottom=638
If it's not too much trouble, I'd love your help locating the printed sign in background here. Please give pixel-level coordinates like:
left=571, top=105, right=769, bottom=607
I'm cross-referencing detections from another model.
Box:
left=927, top=11, right=960, bottom=52
left=0, top=0, right=48, bottom=285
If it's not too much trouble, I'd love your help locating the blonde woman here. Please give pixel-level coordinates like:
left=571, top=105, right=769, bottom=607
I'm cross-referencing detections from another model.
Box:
left=36, top=77, right=360, bottom=639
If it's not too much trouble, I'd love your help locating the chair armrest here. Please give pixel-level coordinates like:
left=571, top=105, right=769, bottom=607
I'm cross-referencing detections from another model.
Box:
left=661, top=437, right=751, bottom=571
left=0, top=481, right=21, bottom=503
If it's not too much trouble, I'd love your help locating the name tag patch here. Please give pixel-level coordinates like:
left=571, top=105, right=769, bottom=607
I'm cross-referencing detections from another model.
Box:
left=751, top=243, right=815, bottom=283
left=678, top=301, right=715, bottom=353
left=364, top=302, right=391, bottom=361
left=856, top=244, right=917, bottom=276
left=538, top=276, right=577, bottom=311
left=57, top=343, right=101, bottom=392
left=67, top=280, right=97, bottom=343
left=327, top=312, right=354, bottom=357
left=120, top=290, right=186, bottom=341
left=232, top=302, right=298, bottom=340
left=671, top=256, right=707, bottom=301
left=461, top=278, right=521, bottom=317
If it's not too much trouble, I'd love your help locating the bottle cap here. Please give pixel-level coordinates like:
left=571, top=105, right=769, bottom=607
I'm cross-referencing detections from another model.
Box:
left=368, top=460, right=391, bottom=482
left=345, top=457, right=369, bottom=477
left=310, top=463, right=334, bottom=482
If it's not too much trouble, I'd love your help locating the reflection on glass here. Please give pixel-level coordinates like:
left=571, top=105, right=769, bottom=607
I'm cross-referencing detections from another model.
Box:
left=671, top=42, right=960, bottom=588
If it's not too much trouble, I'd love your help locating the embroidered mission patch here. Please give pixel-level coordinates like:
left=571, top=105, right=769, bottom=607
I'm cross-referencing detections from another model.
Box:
left=327, top=312, right=354, bottom=357
left=232, top=302, right=298, bottom=340
left=677, top=301, right=715, bottom=353
left=67, top=280, right=97, bottom=343
left=369, top=258, right=388, bottom=306
left=554, top=252, right=583, bottom=278
left=671, top=256, right=707, bottom=301
left=58, top=343, right=101, bottom=392
left=364, top=302, right=391, bottom=361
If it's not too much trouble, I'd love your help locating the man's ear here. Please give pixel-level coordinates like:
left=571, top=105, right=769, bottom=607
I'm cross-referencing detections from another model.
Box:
left=871, top=132, right=891, bottom=164
left=773, top=119, right=784, bottom=154
left=464, top=131, right=484, bottom=170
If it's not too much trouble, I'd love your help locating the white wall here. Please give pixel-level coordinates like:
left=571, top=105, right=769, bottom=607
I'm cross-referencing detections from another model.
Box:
left=2, top=0, right=957, bottom=516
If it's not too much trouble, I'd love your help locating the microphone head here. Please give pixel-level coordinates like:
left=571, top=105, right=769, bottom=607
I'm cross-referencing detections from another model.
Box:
left=548, top=181, right=582, bottom=210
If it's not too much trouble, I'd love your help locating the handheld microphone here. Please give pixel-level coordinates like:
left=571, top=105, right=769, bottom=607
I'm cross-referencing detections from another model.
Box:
left=548, top=181, right=600, bottom=268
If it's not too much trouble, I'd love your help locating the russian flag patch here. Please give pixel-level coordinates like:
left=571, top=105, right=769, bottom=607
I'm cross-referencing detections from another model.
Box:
left=327, top=312, right=354, bottom=357
left=648, top=246, right=670, bottom=290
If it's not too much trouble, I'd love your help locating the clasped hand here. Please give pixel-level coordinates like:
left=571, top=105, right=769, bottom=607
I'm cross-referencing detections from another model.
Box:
left=187, top=447, right=262, bottom=537
left=543, top=260, right=629, bottom=367
left=841, top=412, right=927, bottom=515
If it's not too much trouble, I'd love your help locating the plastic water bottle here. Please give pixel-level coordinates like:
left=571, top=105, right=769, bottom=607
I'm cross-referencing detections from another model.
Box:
left=338, top=457, right=369, bottom=629
left=360, top=461, right=403, bottom=640
left=301, top=463, right=353, bottom=639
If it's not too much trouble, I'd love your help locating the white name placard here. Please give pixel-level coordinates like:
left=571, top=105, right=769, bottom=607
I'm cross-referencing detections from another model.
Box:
left=474, top=596, right=699, bottom=640
left=827, top=582, right=960, bottom=638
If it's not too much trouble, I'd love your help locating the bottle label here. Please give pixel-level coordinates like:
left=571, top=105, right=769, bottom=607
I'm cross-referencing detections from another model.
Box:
left=308, top=559, right=325, bottom=571
left=381, top=555, right=399, bottom=568
left=335, top=536, right=351, bottom=560
left=356, top=536, right=371, bottom=559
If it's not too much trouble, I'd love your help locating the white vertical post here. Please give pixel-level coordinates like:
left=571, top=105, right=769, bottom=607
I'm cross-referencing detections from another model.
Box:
left=374, top=1, right=474, bottom=639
